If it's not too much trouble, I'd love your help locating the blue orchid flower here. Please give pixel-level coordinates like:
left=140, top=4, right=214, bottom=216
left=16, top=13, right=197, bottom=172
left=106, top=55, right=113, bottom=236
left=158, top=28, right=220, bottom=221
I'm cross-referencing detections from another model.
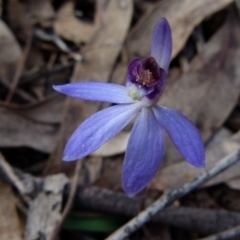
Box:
left=53, top=18, right=205, bottom=197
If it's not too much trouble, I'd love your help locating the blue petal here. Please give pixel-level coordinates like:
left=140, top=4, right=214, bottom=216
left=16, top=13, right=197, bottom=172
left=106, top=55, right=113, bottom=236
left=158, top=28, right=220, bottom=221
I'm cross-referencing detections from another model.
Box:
left=63, top=103, right=141, bottom=161
left=53, top=82, right=134, bottom=104
left=153, top=106, right=205, bottom=168
left=151, top=18, right=172, bottom=73
left=123, top=107, right=165, bottom=197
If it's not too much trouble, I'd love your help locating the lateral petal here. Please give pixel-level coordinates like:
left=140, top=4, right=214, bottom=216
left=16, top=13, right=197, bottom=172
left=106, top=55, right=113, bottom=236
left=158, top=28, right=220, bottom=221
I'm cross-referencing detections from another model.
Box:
left=53, top=82, right=134, bottom=104
left=63, top=103, right=141, bottom=161
left=151, top=18, right=172, bottom=73
left=123, top=107, right=165, bottom=197
left=153, top=106, right=205, bottom=168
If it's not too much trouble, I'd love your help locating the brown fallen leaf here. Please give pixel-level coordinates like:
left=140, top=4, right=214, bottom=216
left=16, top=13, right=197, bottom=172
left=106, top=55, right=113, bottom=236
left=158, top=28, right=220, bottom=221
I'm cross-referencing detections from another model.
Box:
left=92, top=132, right=130, bottom=157
left=0, top=19, right=22, bottom=81
left=94, top=156, right=123, bottom=191
left=0, top=178, right=22, bottom=240
left=0, top=154, right=72, bottom=240
left=0, top=107, right=59, bottom=152
left=45, top=0, right=133, bottom=175
left=126, top=0, right=233, bottom=59
left=0, top=152, right=27, bottom=197
left=26, top=0, right=54, bottom=25
left=25, top=46, right=45, bottom=71
left=226, top=177, right=240, bottom=190
left=8, top=0, right=31, bottom=39
left=54, top=1, right=97, bottom=45
left=16, top=94, right=65, bottom=124
left=8, top=0, right=54, bottom=39
left=79, top=156, right=103, bottom=185
left=110, top=62, right=129, bottom=86
left=24, top=174, right=69, bottom=240
left=205, top=132, right=240, bottom=187
left=150, top=129, right=240, bottom=190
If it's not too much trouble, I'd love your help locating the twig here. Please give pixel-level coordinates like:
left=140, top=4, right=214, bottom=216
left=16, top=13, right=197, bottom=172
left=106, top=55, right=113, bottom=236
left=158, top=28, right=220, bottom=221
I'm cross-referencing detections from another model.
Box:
left=34, top=29, right=82, bottom=61
left=0, top=92, right=59, bottom=109
left=50, top=160, right=82, bottom=240
left=0, top=152, right=31, bottom=205
left=0, top=77, right=35, bottom=102
left=106, top=149, right=240, bottom=240
left=20, top=63, right=73, bottom=86
left=6, top=30, right=33, bottom=102
left=34, top=28, right=71, bottom=53
left=74, top=186, right=240, bottom=235
left=0, top=153, right=26, bottom=196
left=198, top=225, right=240, bottom=240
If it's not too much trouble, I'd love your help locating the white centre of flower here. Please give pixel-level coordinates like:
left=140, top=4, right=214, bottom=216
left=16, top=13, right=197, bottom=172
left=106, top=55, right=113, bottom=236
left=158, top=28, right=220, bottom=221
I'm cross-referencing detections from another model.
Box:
left=127, top=82, right=154, bottom=107
left=127, top=83, right=144, bottom=101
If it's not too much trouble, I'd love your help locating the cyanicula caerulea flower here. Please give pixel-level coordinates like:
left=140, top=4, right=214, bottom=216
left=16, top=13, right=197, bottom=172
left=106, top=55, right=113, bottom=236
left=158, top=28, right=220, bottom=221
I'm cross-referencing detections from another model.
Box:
left=53, top=18, right=205, bottom=197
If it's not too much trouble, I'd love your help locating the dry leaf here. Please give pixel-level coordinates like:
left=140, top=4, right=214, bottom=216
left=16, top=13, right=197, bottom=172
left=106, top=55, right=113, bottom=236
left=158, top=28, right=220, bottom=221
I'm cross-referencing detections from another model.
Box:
left=150, top=129, right=240, bottom=191
left=26, top=0, right=54, bottom=24
left=226, top=177, right=240, bottom=190
left=79, top=156, right=103, bottom=184
left=110, top=63, right=129, bottom=86
left=92, top=132, right=130, bottom=157
left=16, top=95, right=65, bottom=124
left=126, top=0, right=233, bottom=59
left=24, top=174, right=69, bottom=240
left=8, top=0, right=54, bottom=39
left=54, top=1, right=96, bottom=44
left=8, top=0, right=31, bottom=38
left=0, top=107, right=59, bottom=152
left=0, top=179, right=22, bottom=240
left=95, top=156, right=123, bottom=190
left=0, top=19, right=22, bottom=80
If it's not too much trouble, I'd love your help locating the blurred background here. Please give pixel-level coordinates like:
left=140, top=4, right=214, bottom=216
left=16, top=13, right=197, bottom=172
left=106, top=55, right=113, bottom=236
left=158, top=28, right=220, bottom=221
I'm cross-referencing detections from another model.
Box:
left=0, top=0, right=240, bottom=239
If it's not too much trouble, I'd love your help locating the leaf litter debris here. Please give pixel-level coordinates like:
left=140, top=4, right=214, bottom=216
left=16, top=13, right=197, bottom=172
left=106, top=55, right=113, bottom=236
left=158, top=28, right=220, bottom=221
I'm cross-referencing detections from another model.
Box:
left=0, top=0, right=240, bottom=240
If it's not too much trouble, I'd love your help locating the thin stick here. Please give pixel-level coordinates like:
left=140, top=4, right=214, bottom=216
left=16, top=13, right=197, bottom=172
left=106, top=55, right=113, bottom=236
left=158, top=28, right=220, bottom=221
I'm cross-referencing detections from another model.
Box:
left=74, top=186, right=240, bottom=234
left=0, top=152, right=30, bottom=205
left=50, top=160, right=81, bottom=240
left=197, top=225, right=240, bottom=240
left=0, top=77, right=35, bottom=102
left=106, top=149, right=240, bottom=240
left=0, top=152, right=26, bottom=196
left=6, top=30, right=33, bottom=102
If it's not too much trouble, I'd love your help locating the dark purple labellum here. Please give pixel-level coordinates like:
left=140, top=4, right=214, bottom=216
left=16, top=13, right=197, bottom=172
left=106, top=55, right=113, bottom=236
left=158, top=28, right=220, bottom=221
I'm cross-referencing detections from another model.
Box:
left=137, top=57, right=161, bottom=87
left=128, top=57, right=161, bottom=88
left=127, top=57, right=167, bottom=103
